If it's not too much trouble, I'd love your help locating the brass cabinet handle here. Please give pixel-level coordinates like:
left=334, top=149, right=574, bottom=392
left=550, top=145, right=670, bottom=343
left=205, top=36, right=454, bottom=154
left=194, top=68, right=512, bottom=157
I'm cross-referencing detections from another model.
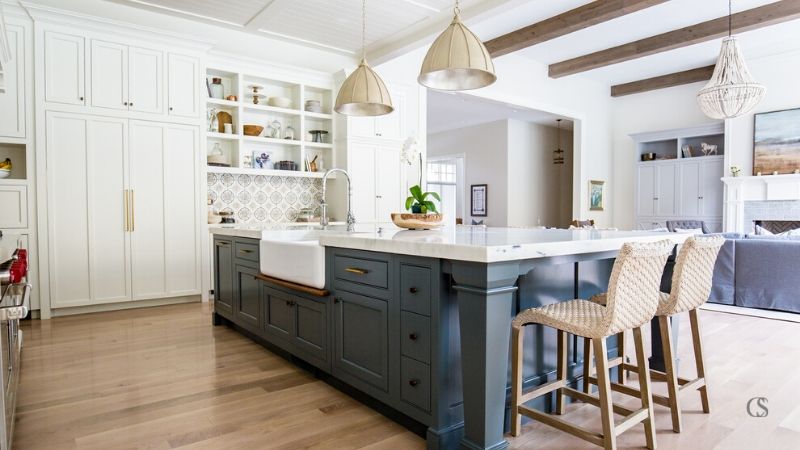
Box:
left=129, top=190, right=135, bottom=231
left=123, top=190, right=129, bottom=231
left=239, top=249, right=254, bottom=254
left=345, top=267, right=369, bottom=275
left=216, top=241, right=230, bottom=247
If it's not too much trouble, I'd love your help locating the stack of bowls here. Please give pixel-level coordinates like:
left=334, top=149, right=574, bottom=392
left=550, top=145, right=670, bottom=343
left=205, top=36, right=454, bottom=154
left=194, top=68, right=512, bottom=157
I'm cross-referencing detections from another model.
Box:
left=305, top=100, right=322, bottom=113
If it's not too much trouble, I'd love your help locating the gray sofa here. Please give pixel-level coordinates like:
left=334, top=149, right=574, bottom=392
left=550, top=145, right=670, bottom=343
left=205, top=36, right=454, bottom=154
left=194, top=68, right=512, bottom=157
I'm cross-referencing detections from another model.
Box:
left=708, top=233, right=800, bottom=313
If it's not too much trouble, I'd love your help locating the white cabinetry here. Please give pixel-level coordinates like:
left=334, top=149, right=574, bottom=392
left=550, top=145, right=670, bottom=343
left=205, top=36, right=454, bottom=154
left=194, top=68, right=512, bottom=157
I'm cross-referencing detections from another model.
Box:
left=0, top=24, right=25, bottom=138
left=90, top=40, right=165, bottom=114
left=347, top=85, right=407, bottom=140
left=129, top=47, right=164, bottom=114
left=168, top=53, right=199, bottom=117
left=349, top=142, right=402, bottom=223
left=636, top=163, right=677, bottom=217
left=45, top=112, right=199, bottom=309
left=44, top=31, right=85, bottom=105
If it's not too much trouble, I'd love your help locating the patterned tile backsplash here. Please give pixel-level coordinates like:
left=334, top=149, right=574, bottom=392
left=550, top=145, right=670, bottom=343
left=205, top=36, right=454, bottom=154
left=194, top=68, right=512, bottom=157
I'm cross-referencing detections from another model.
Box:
left=207, top=172, right=323, bottom=223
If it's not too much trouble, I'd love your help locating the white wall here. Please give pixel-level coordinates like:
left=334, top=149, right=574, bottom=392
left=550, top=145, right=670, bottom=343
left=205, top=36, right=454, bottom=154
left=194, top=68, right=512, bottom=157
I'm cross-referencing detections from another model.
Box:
left=507, top=119, right=572, bottom=228
left=428, top=119, right=573, bottom=227
left=428, top=120, right=509, bottom=225
left=378, top=49, right=615, bottom=227
left=611, top=50, right=800, bottom=229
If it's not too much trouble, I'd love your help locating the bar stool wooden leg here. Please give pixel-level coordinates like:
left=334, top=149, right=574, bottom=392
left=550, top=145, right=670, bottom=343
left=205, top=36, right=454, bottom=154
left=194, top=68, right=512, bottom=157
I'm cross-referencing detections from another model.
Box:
left=583, top=337, right=593, bottom=394
left=689, top=309, right=710, bottom=414
left=593, top=337, right=617, bottom=450
left=556, top=330, right=568, bottom=414
left=633, top=326, right=657, bottom=450
left=617, top=331, right=625, bottom=384
left=658, top=315, right=682, bottom=433
left=511, top=326, right=524, bottom=436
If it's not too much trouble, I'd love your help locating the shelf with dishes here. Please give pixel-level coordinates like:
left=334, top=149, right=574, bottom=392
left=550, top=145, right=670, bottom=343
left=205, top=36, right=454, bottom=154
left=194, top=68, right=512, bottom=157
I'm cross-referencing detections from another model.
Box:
left=204, top=66, right=335, bottom=179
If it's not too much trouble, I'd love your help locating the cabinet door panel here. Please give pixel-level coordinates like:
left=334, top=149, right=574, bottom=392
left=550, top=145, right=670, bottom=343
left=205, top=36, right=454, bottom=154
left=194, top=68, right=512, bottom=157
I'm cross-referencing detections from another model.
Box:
left=375, top=89, right=405, bottom=140
left=0, top=186, right=27, bottom=229
left=349, top=117, right=375, bottom=138
left=168, top=54, right=199, bottom=117
left=349, top=143, right=376, bottom=222
left=293, top=296, right=328, bottom=364
left=679, top=161, right=701, bottom=217
left=86, top=118, right=130, bottom=304
left=129, top=47, right=163, bottom=114
left=213, top=239, right=234, bottom=317
left=0, top=25, right=25, bottom=138
left=235, top=265, right=261, bottom=330
left=264, top=286, right=293, bottom=341
left=375, top=146, right=402, bottom=220
left=636, top=165, right=655, bottom=217
left=91, top=40, right=128, bottom=110
left=45, top=32, right=85, bottom=105
left=333, top=292, right=388, bottom=392
left=655, top=163, right=677, bottom=216
left=129, top=121, right=166, bottom=298
left=163, top=125, right=198, bottom=294
left=701, top=159, right=724, bottom=217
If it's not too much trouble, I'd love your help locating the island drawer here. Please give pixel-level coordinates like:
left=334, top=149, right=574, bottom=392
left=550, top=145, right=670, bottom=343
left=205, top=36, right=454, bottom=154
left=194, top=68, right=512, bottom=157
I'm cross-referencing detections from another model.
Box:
left=234, top=240, right=259, bottom=264
left=333, top=254, right=389, bottom=290
left=400, top=312, right=430, bottom=364
left=400, top=356, right=431, bottom=413
left=400, top=264, right=432, bottom=316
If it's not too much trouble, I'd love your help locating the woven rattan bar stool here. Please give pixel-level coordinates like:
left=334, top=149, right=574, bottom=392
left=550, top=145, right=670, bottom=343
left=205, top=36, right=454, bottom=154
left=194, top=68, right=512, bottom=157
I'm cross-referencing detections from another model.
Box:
left=583, top=236, right=724, bottom=433
left=510, top=240, right=673, bottom=450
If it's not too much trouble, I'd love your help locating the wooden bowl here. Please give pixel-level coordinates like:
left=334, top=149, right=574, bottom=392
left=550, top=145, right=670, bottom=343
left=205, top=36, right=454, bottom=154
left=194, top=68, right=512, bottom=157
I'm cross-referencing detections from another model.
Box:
left=391, top=213, right=444, bottom=230
left=243, top=125, right=264, bottom=136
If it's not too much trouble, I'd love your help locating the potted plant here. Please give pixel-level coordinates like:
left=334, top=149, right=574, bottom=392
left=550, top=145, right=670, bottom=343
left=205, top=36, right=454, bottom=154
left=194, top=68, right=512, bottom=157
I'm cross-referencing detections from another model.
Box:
left=405, top=185, right=440, bottom=214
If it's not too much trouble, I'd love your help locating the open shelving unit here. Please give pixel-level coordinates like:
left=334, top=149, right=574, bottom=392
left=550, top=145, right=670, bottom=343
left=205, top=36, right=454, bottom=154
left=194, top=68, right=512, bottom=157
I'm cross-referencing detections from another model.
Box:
left=204, top=67, right=335, bottom=178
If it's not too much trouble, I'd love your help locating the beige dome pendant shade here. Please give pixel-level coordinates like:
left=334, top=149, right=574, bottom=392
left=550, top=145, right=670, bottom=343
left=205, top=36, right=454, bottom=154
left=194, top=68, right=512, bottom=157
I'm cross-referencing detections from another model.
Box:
left=418, top=1, right=496, bottom=91
left=334, top=0, right=393, bottom=116
left=696, top=1, right=765, bottom=119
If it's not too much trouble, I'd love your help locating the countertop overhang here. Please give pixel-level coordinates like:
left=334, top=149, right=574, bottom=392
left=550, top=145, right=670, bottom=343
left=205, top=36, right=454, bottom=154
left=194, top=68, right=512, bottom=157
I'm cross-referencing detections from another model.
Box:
left=211, top=224, right=691, bottom=263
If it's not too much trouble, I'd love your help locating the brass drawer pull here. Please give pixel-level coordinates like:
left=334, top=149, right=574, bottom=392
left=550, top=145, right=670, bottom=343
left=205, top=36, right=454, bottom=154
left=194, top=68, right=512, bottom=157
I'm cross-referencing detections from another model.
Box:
left=345, top=267, right=369, bottom=275
left=408, top=379, right=420, bottom=387
left=239, top=249, right=254, bottom=254
left=409, top=287, right=418, bottom=294
left=216, top=241, right=230, bottom=247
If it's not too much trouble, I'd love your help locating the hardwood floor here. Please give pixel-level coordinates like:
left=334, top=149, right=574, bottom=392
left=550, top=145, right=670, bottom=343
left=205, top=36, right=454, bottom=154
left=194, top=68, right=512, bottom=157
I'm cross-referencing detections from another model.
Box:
left=14, top=303, right=800, bottom=449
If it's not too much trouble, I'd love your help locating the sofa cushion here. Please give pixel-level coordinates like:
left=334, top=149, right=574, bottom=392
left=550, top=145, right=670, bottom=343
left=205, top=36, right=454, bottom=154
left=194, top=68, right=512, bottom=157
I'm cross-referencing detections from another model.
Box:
left=707, top=237, right=735, bottom=305
left=734, top=239, right=800, bottom=313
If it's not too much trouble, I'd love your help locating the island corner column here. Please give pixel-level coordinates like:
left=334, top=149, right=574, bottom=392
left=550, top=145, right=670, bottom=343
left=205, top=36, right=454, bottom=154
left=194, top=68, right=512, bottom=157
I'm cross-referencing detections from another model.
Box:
left=450, top=260, right=520, bottom=450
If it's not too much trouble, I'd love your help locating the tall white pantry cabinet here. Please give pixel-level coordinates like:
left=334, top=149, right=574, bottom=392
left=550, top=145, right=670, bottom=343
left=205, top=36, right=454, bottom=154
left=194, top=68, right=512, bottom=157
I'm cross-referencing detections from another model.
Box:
left=31, top=13, right=208, bottom=317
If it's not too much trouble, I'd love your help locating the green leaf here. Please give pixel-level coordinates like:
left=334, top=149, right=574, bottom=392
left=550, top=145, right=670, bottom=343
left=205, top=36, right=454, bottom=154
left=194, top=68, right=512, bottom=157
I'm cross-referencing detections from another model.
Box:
left=424, top=201, right=437, bottom=213
left=425, top=191, right=441, bottom=202
left=410, top=185, right=423, bottom=202
left=419, top=204, right=428, bottom=214
left=405, top=196, right=415, bottom=211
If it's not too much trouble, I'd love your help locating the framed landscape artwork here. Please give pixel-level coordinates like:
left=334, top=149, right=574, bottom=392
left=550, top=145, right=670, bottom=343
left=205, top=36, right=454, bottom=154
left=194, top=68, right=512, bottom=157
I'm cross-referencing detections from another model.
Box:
left=589, top=180, right=605, bottom=211
left=754, top=108, right=800, bottom=175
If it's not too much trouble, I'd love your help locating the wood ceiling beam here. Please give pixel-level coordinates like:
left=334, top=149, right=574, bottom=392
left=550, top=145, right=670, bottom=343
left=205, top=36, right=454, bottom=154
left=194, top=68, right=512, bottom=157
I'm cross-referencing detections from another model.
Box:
left=484, top=0, right=669, bottom=57
left=550, top=0, right=800, bottom=78
left=610, top=65, right=715, bottom=97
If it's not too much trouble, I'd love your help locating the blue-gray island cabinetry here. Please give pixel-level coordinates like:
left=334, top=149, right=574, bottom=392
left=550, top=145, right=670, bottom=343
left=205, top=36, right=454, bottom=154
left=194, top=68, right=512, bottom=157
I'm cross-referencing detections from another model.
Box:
left=213, top=228, right=688, bottom=450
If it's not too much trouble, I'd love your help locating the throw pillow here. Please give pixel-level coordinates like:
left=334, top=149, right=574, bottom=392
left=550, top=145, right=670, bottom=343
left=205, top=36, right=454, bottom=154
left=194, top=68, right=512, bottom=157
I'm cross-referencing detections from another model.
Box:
left=675, top=227, right=703, bottom=234
left=755, top=225, right=774, bottom=235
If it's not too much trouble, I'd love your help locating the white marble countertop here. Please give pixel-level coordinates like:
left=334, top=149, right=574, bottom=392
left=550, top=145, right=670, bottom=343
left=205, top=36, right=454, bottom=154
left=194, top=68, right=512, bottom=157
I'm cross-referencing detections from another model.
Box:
left=209, top=222, right=345, bottom=239
left=317, top=225, right=691, bottom=263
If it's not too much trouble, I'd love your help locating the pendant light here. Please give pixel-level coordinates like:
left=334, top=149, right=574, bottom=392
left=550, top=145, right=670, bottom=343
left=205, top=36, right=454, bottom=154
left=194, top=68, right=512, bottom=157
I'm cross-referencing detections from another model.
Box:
left=418, top=0, right=496, bottom=91
left=553, top=119, right=565, bottom=165
left=696, top=0, right=765, bottom=119
left=334, top=0, right=393, bottom=116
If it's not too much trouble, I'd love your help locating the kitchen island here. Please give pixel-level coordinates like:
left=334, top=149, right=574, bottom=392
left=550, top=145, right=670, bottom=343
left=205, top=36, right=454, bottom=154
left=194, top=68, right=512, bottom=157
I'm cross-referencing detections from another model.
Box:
left=210, top=225, right=688, bottom=450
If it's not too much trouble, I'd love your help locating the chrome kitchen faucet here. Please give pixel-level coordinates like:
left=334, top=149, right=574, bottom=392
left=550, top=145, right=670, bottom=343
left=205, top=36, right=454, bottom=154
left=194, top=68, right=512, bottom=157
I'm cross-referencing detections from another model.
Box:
left=320, top=168, right=355, bottom=232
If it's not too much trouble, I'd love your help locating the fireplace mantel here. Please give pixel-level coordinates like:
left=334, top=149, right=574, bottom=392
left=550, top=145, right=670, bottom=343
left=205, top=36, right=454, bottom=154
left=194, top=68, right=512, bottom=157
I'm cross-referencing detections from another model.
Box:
left=722, top=174, right=800, bottom=232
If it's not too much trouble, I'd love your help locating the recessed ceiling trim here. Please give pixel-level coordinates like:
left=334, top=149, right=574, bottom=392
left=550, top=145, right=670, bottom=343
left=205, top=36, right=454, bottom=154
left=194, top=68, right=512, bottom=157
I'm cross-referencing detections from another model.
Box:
left=257, top=29, right=356, bottom=55
left=400, top=0, right=440, bottom=13
left=122, top=0, right=244, bottom=27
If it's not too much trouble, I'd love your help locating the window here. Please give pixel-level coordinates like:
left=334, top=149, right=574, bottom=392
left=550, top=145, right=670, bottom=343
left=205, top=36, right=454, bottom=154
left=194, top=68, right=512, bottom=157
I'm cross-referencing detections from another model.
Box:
left=427, top=158, right=462, bottom=221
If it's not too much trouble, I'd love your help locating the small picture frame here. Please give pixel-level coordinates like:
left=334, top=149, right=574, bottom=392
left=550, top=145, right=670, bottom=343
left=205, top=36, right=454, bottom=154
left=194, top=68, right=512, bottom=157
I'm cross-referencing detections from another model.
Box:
left=471, top=184, right=487, bottom=217
left=589, top=180, right=605, bottom=211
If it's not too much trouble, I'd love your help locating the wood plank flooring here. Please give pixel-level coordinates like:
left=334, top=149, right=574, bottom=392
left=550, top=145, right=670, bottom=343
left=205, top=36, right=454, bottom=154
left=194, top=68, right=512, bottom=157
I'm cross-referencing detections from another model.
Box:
left=14, top=303, right=800, bottom=449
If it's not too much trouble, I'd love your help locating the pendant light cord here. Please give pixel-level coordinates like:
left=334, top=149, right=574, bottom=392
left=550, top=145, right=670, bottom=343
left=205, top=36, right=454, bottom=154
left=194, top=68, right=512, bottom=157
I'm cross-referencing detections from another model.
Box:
left=728, top=0, right=732, bottom=37
left=454, top=0, right=460, bottom=16
left=362, top=0, right=367, bottom=61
